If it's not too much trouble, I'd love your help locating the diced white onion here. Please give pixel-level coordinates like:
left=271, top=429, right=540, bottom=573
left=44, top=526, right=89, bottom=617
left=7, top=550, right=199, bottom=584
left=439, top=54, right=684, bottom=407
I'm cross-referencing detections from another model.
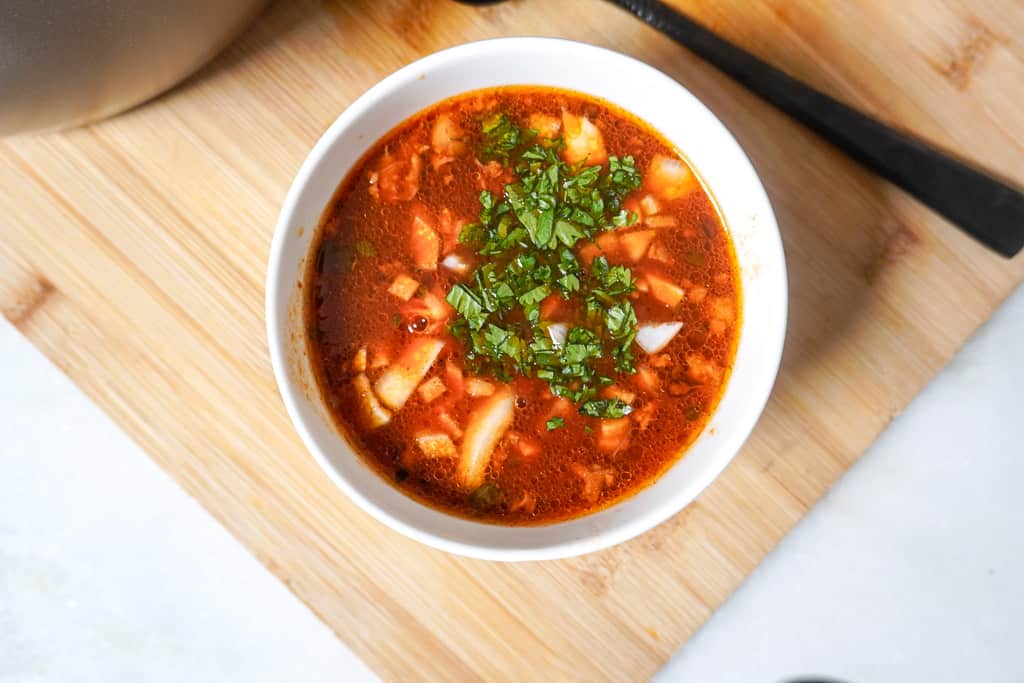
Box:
left=547, top=322, right=568, bottom=348
left=441, top=253, right=469, bottom=274
left=635, top=322, right=683, bottom=355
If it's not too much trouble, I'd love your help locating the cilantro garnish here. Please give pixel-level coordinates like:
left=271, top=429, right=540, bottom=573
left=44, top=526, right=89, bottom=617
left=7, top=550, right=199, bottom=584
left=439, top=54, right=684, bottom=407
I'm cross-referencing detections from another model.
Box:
left=578, top=398, right=633, bottom=419
left=446, top=112, right=643, bottom=419
left=480, top=113, right=531, bottom=163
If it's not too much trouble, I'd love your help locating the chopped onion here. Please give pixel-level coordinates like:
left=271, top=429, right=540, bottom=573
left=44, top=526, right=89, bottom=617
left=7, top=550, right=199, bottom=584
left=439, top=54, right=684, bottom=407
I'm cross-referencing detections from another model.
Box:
left=456, top=388, right=514, bottom=490
left=635, top=322, right=683, bottom=355
left=373, top=337, right=445, bottom=411
left=441, top=253, right=469, bottom=274
left=547, top=322, right=568, bottom=348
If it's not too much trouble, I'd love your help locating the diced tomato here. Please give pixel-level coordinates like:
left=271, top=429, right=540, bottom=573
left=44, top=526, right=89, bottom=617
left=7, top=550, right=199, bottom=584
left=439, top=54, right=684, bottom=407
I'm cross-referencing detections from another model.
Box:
left=644, top=215, right=678, bottom=229
left=509, top=491, right=537, bottom=515
left=633, top=365, right=660, bottom=392
left=619, top=230, right=655, bottom=262
left=708, top=296, right=735, bottom=336
left=647, top=240, right=672, bottom=264
left=596, top=418, right=631, bottom=454
left=595, top=231, right=619, bottom=259
left=436, top=409, right=463, bottom=440
left=561, top=111, right=607, bottom=166
left=417, top=376, right=446, bottom=403
left=685, top=353, right=724, bottom=385
left=490, top=444, right=510, bottom=474
left=444, top=360, right=465, bottom=400
left=540, top=293, right=564, bottom=320
left=371, top=144, right=422, bottom=202
left=421, top=286, right=453, bottom=321
left=410, top=207, right=440, bottom=270
left=528, top=113, right=561, bottom=139
left=646, top=154, right=699, bottom=201
left=351, top=347, right=367, bottom=373
left=601, top=385, right=637, bottom=405
left=474, top=158, right=514, bottom=194
left=465, top=377, right=495, bottom=397
left=639, top=194, right=661, bottom=216
left=646, top=272, right=685, bottom=307
left=632, top=402, right=658, bottom=430
left=507, top=431, right=542, bottom=463
left=431, top=113, right=467, bottom=158
left=388, top=274, right=420, bottom=301
left=368, top=348, right=390, bottom=370
left=570, top=463, right=615, bottom=503
left=578, top=241, right=601, bottom=267
left=400, top=285, right=453, bottom=334
left=437, top=208, right=465, bottom=254
left=648, top=353, right=672, bottom=369
left=414, top=432, right=457, bottom=460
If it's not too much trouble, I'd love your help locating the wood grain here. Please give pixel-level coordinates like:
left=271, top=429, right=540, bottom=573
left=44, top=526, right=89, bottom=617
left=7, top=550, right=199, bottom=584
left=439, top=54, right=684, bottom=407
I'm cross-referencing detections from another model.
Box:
left=2, top=0, right=1022, bottom=679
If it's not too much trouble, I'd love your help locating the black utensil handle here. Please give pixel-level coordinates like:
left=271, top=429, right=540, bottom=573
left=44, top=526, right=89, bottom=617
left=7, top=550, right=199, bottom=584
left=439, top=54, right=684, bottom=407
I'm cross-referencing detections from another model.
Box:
left=610, top=0, right=1024, bottom=258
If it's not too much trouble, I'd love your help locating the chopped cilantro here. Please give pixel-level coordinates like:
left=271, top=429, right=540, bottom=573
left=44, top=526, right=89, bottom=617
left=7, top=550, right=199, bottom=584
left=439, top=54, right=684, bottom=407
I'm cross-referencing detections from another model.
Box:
left=446, top=111, right=644, bottom=419
left=481, top=113, right=528, bottom=163
left=546, top=416, right=566, bottom=431
left=579, top=398, right=634, bottom=419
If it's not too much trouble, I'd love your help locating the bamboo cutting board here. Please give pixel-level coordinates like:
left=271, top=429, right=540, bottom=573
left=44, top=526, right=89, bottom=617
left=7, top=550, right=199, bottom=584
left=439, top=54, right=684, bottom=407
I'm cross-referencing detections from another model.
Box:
left=2, top=0, right=1022, bottom=679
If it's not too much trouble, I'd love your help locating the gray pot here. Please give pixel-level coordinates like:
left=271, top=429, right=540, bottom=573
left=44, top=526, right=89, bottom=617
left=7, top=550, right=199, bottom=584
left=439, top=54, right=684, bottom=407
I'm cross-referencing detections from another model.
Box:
left=0, top=0, right=268, bottom=136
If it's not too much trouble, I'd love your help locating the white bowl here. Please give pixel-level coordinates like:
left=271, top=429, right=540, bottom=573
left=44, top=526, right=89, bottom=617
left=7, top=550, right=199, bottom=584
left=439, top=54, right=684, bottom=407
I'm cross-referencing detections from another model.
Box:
left=266, top=37, right=787, bottom=561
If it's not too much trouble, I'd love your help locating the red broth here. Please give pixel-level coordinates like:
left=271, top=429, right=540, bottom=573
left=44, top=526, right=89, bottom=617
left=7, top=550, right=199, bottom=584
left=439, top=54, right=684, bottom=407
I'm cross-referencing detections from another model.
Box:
left=307, top=87, right=740, bottom=524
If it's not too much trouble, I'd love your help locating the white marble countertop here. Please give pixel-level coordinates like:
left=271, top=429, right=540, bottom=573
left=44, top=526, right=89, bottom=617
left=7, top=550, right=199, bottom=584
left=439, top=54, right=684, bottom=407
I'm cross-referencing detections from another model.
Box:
left=3, top=285, right=1023, bottom=682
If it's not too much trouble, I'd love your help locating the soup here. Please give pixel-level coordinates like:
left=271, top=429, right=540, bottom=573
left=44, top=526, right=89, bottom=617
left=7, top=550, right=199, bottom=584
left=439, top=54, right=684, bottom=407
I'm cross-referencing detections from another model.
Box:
left=307, top=86, right=740, bottom=524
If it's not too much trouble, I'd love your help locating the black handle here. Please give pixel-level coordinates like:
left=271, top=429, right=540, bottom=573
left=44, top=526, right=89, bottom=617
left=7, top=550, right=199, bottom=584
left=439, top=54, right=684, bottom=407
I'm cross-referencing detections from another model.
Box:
left=609, top=0, right=1024, bottom=258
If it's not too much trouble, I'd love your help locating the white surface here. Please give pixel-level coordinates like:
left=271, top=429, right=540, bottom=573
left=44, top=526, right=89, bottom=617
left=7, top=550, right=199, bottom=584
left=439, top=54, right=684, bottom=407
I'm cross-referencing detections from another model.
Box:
left=657, top=284, right=1024, bottom=683
left=2, top=286, right=1021, bottom=682
left=267, top=37, right=787, bottom=560
left=0, top=321, right=377, bottom=683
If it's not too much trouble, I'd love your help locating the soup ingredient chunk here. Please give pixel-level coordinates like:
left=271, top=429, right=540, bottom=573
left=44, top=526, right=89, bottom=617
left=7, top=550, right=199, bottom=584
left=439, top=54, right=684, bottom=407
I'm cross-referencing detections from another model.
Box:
left=415, top=432, right=458, bottom=460
left=646, top=154, right=698, bottom=200
left=561, top=111, right=607, bottom=166
left=431, top=113, right=468, bottom=158
left=410, top=210, right=441, bottom=270
left=353, top=373, right=392, bottom=429
left=370, top=144, right=423, bottom=202
left=374, top=337, right=445, bottom=411
left=457, top=387, right=515, bottom=490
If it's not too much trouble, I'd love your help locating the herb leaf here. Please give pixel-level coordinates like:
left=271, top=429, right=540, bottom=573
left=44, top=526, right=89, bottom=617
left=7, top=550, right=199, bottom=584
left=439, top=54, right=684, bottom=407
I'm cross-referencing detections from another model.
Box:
left=579, top=398, right=634, bottom=419
left=447, top=111, right=644, bottom=416
left=446, top=284, right=486, bottom=330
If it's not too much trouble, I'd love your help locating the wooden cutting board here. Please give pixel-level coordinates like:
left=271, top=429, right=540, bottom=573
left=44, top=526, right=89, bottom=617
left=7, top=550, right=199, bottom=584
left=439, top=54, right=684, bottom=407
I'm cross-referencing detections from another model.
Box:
left=2, top=0, right=1022, bottom=679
